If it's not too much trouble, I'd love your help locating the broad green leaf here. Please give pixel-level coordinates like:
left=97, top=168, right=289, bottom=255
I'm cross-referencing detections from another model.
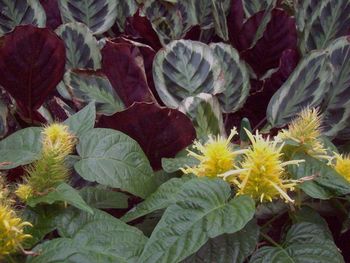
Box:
left=0, top=127, right=42, bottom=169
left=301, top=0, right=350, bottom=53
left=121, top=177, right=192, bottom=222
left=63, top=69, right=124, bottom=115
left=210, top=43, right=250, bottom=113
left=291, top=206, right=331, bottom=234
left=80, top=186, right=129, bottom=209
left=184, top=220, right=259, bottom=263
left=288, top=153, right=350, bottom=199
left=28, top=209, right=148, bottom=263
left=267, top=50, right=331, bottom=127
left=323, top=37, right=350, bottom=140
left=250, top=222, right=344, bottom=263
left=55, top=22, right=101, bottom=70
left=178, top=93, right=225, bottom=139
left=153, top=40, right=223, bottom=108
left=63, top=102, right=96, bottom=138
left=58, top=0, right=118, bottom=34
left=0, top=0, right=46, bottom=36
left=138, top=178, right=255, bottom=263
left=74, top=128, right=157, bottom=198
left=162, top=155, right=199, bottom=173
left=27, top=183, right=93, bottom=214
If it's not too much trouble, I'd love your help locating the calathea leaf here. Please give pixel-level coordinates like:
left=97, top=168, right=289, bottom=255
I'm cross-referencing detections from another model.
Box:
left=153, top=40, right=223, bottom=108
left=0, top=0, right=46, bottom=36
left=39, top=0, right=62, bottom=30
left=295, top=0, right=321, bottom=33
left=74, top=128, right=158, bottom=198
left=322, top=37, right=350, bottom=140
left=0, top=25, right=65, bottom=121
left=55, top=22, right=101, bottom=70
left=138, top=178, right=255, bottom=263
left=267, top=50, right=331, bottom=127
left=250, top=222, right=344, bottom=263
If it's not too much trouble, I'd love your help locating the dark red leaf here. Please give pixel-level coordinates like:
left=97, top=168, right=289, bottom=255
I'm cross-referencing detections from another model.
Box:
left=98, top=102, right=196, bottom=171
left=0, top=25, right=66, bottom=121
left=183, top=25, right=201, bottom=41
left=236, top=11, right=264, bottom=51
left=102, top=40, right=156, bottom=107
left=239, top=9, right=297, bottom=77
left=39, top=0, right=62, bottom=30
left=227, top=0, right=244, bottom=48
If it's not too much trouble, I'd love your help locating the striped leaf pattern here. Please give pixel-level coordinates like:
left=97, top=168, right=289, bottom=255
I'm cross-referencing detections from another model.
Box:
left=58, top=0, right=118, bottom=34
left=0, top=0, right=46, bottom=36
left=153, top=40, right=223, bottom=108
left=210, top=43, right=250, bottom=113
left=55, top=22, right=101, bottom=70
left=323, top=37, right=350, bottom=140
left=267, top=50, right=331, bottom=127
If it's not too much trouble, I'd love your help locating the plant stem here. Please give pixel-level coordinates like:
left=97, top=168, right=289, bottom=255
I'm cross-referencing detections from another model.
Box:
left=260, top=232, right=281, bottom=248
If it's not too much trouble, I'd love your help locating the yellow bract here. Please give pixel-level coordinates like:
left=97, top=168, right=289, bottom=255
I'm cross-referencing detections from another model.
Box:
left=333, top=153, right=350, bottom=182
left=15, top=184, right=33, bottom=201
left=278, top=107, right=326, bottom=157
left=182, top=128, right=245, bottom=177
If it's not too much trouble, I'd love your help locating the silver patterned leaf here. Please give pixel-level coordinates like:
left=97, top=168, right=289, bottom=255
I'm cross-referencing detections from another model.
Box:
left=153, top=40, right=224, bottom=108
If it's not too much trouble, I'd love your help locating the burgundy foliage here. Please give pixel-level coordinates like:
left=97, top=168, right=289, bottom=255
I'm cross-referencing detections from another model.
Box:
left=99, top=102, right=196, bottom=171
left=0, top=25, right=66, bottom=122
left=39, top=0, right=62, bottom=30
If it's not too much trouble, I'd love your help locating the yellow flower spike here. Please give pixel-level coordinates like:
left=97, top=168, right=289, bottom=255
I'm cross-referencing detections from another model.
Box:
left=220, top=129, right=304, bottom=203
left=278, top=107, right=326, bottom=157
left=181, top=128, right=246, bottom=178
left=15, top=184, right=33, bottom=201
left=333, top=153, right=350, bottom=182
left=42, top=123, right=76, bottom=158
left=0, top=204, right=32, bottom=257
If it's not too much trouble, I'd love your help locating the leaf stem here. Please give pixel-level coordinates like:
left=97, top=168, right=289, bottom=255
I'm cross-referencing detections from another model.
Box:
left=260, top=232, right=281, bottom=248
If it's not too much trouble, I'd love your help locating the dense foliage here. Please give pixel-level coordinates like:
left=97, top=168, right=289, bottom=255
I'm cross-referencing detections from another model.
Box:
left=1, top=0, right=350, bottom=262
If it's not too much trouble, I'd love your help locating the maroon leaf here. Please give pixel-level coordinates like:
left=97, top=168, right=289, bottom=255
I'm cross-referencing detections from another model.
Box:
left=0, top=25, right=66, bottom=121
left=236, top=11, right=264, bottom=51
left=98, top=102, right=196, bottom=171
left=102, top=40, right=157, bottom=107
left=39, top=0, right=62, bottom=30
left=239, top=9, right=297, bottom=77
left=227, top=0, right=244, bottom=48
left=183, top=25, right=201, bottom=41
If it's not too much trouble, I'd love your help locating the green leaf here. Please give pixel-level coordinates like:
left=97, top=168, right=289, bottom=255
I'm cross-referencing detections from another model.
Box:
left=153, top=40, right=223, bottom=108
left=291, top=206, right=331, bottom=234
left=211, top=0, right=229, bottom=41
left=79, top=186, right=129, bottom=209
left=0, top=127, right=42, bottom=169
left=162, top=155, right=199, bottom=174
left=63, top=102, right=96, bottom=138
left=288, top=153, right=350, bottom=199
left=121, top=177, right=192, bottom=222
left=74, top=128, right=157, bottom=198
left=0, top=98, right=9, bottom=139
left=210, top=43, right=250, bottom=113
left=243, top=0, right=272, bottom=18
left=267, top=50, right=331, bottom=127
left=183, top=220, right=259, bottom=263
left=63, top=69, right=124, bottom=115
left=55, top=22, right=101, bottom=70
left=295, top=0, right=321, bottom=33
left=0, top=0, right=46, bottom=36
left=138, top=178, right=255, bottom=263
left=301, top=0, right=350, bottom=53
left=178, top=93, right=225, bottom=139
left=58, top=0, right=118, bottom=34
left=114, top=0, right=138, bottom=31
left=250, top=222, right=344, bottom=263
left=27, top=183, right=93, bottom=214
left=323, top=37, right=350, bottom=140
left=28, top=209, right=148, bottom=263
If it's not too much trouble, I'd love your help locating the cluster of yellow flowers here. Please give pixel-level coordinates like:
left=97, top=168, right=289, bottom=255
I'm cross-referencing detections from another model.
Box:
left=16, top=123, right=76, bottom=201
left=182, top=107, right=350, bottom=203
left=0, top=176, right=32, bottom=258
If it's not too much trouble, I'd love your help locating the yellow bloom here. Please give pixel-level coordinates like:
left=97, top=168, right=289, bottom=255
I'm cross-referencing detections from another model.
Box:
left=182, top=128, right=246, bottom=177
left=333, top=153, right=350, bottom=182
left=220, top=130, right=303, bottom=203
left=278, top=107, right=326, bottom=157
left=0, top=204, right=32, bottom=257
left=42, top=123, right=75, bottom=158
left=15, top=184, right=33, bottom=201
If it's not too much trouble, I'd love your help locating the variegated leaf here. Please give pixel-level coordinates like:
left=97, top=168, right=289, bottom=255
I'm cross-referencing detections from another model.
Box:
left=63, top=69, right=124, bottom=116
left=301, top=0, right=350, bottom=53
left=243, top=0, right=273, bottom=18
left=323, top=37, right=350, bottom=140
left=58, top=0, right=118, bottom=34
left=115, top=0, right=137, bottom=31
left=295, top=0, right=321, bottom=32
left=0, top=0, right=46, bottom=36
left=55, top=22, right=101, bottom=70
left=0, top=97, right=9, bottom=138
left=210, top=43, right=250, bottom=113
left=267, top=50, right=331, bottom=127
left=178, top=93, right=225, bottom=138
left=211, top=0, right=229, bottom=41
left=153, top=40, right=223, bottom=108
